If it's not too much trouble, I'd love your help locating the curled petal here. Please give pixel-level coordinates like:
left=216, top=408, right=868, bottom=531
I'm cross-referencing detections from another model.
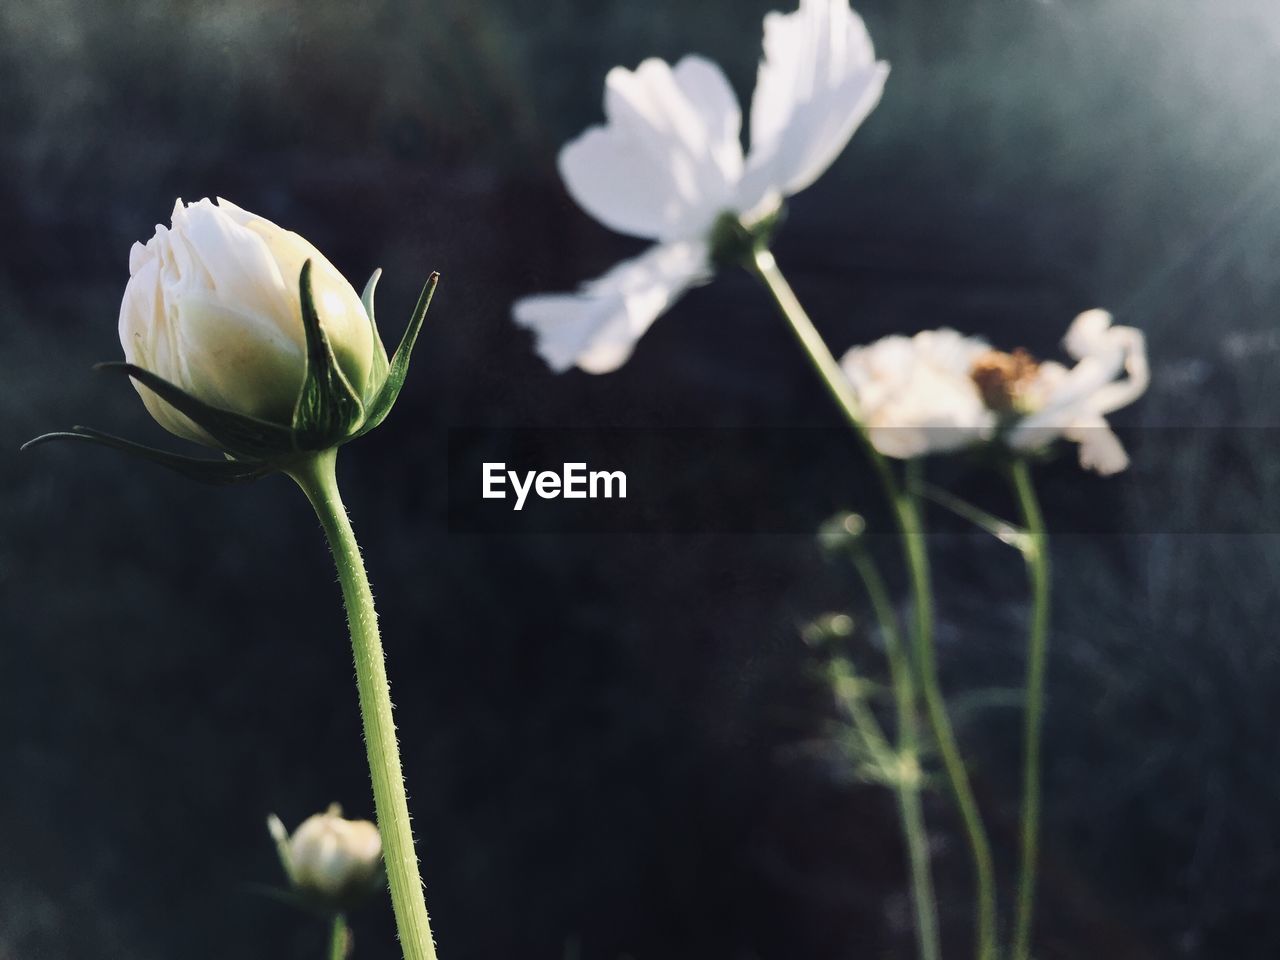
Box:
left=1070, top=312, right=1149, bottom=416
left=1019, top=311, right=1149, bottom=430
left=1006, top=310, right=1148, bottom=473
left=513, top=241, right=709, bottom=374
left=560, top=56, right=744, bottom=242
left=740, top=0, right=889, bottom=212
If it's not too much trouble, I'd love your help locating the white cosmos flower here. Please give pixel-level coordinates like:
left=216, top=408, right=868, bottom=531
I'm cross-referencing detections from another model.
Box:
left=841, top=311, right=1149, bottom=474
left=513, top=0, right=889, bottom=373
left=840, top=329, right=997, bottom=460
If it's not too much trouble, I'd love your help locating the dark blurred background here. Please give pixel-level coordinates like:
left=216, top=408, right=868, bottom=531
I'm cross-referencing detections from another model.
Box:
left=5, top=0, right=1280, bottom=957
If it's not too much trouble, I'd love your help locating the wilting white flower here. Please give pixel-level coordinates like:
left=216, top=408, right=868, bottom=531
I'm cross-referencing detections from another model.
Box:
left=1003, top=310, right=1149, bottom=475
left=268, top=805, right=384, bottom=908
left=840, top=329, right=997, bottom=460
left=120, top=198, right=385, bottom=444
left=841, top=311, right=1148, bottom=474
left=513, top=0, right=889, bottom=373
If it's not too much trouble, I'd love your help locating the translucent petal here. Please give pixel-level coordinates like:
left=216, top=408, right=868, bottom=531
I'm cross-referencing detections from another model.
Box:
left=740, top=0, right=888, bottom=212
left=559, top=56, right=744, bottom=242
left=512, top=241, right=709, bottom=373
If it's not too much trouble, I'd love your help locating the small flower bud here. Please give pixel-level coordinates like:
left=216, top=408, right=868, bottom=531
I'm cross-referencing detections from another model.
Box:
left=268, top=804, right=384, bottom=912
left=801, top=612, right=856, bottom=649
left=817, top=511, right=868, bottom=556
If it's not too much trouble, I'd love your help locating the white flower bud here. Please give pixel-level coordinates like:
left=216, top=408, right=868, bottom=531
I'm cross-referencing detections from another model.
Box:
left=268, top=804, right=384, bottom=909
left=119, top=198, right=386, bottom=445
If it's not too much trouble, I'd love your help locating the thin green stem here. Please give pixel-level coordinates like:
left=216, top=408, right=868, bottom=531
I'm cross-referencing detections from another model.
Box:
left=751, top=245, right=997, bottom=960
left=851, top=547, right=940, bottom=960
left=897, top=486, right=998, bottom=960
left=330, top=913, right=351, bottom=960
left=1010, top=459, right=1051, bottom=960
left=914, top=480, right=1027, bottom=552
left=289, top=449, right=438, bottom=960
left=749, top=248, right=897, bottom=494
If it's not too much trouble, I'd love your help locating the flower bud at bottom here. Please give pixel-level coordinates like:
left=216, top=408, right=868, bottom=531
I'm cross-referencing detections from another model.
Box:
left=269, top=804, right=384, bottom=912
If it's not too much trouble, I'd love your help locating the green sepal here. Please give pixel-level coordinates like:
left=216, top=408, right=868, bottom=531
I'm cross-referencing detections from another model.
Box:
left=21, top=427, right=272, bottom=485
left=354, top=271, right=439, bottom=438
left=292, top=259, right=366, bottom=450
left=708, top=206, right=786, bottom=271
left=362, top=268, right=390, bottom=393
left=95, top=362, right=295, bottom=459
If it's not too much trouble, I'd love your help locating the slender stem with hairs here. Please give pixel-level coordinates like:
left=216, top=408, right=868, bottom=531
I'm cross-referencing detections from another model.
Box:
left=289, top=449, right=438, bottom=960
left=1010, top=459, right=1051, bottom=960
left=751, top=245, right=998, bottom=960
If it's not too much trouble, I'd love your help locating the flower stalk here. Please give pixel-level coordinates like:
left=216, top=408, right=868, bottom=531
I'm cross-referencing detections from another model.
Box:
left=288, top=448, right=437, bottom=960
left=750, top=244, right=998, bottom=960
left=1010, top=458, right=1051, bottom=960
left=847, top=542, right=940, bottom=960
left=330, top=914, right=351, bottom=960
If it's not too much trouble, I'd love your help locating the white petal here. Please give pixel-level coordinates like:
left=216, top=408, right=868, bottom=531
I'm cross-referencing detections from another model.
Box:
left=1074, top=317, right=1149, bottom=416
left=1020, top=311, right=1149, bottom=428
left=559, top=56, right=744, bottom=242
left=740, top=0, right=888, bottom=212
left=175, top=198, right=293, bottom=326
left=119, top=250, right=212, bottom=445
left=1064, top=414, right=1130, bottom=476
left=1006, top=311, right=1148, bottom=473
left=513, top=241, right=709, bottom=373
left=173, top=293, right=305, bottom=424
left=1061, top=308, right=1115, bottom=360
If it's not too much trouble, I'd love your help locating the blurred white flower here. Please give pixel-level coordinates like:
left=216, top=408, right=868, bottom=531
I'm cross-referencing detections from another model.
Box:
left=841, top=329, right=997, bottom=459
left=840, top=311, right=1149, bottom=474
left=120, top=197, right=384, bottom=444
left=268, top=804, right=384, bottom=909
left=513, top=0, right=889, bottom=373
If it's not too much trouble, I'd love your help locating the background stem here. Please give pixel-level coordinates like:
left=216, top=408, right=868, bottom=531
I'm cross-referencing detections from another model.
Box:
left=751, top=245, right=997, bottom=960
left=852, top=547, right=941, bottom=960
left=1010, top=459, right=1051, bottom=960
left=290, top=449, right=438, bottom=960
left=330, top=913, right=351, bottom=960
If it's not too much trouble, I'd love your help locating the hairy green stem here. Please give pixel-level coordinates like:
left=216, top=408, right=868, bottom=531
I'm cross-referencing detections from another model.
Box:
left=330, top=913, right=351, bottom=960
left=1010, top=459, right=1051, bottom=960
left=751, top=245, right=997, bottom=960
left=289, top=449, right=438, bottom=960
left=851, top=547, right=941, bottom=960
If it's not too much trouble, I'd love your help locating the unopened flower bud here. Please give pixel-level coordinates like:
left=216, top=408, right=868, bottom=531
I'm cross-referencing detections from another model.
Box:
left=120, top=197, right=385, bottom=446
left=817, top=511, right=868, bottom=556
left=268, top=804, right=384, bottom=911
